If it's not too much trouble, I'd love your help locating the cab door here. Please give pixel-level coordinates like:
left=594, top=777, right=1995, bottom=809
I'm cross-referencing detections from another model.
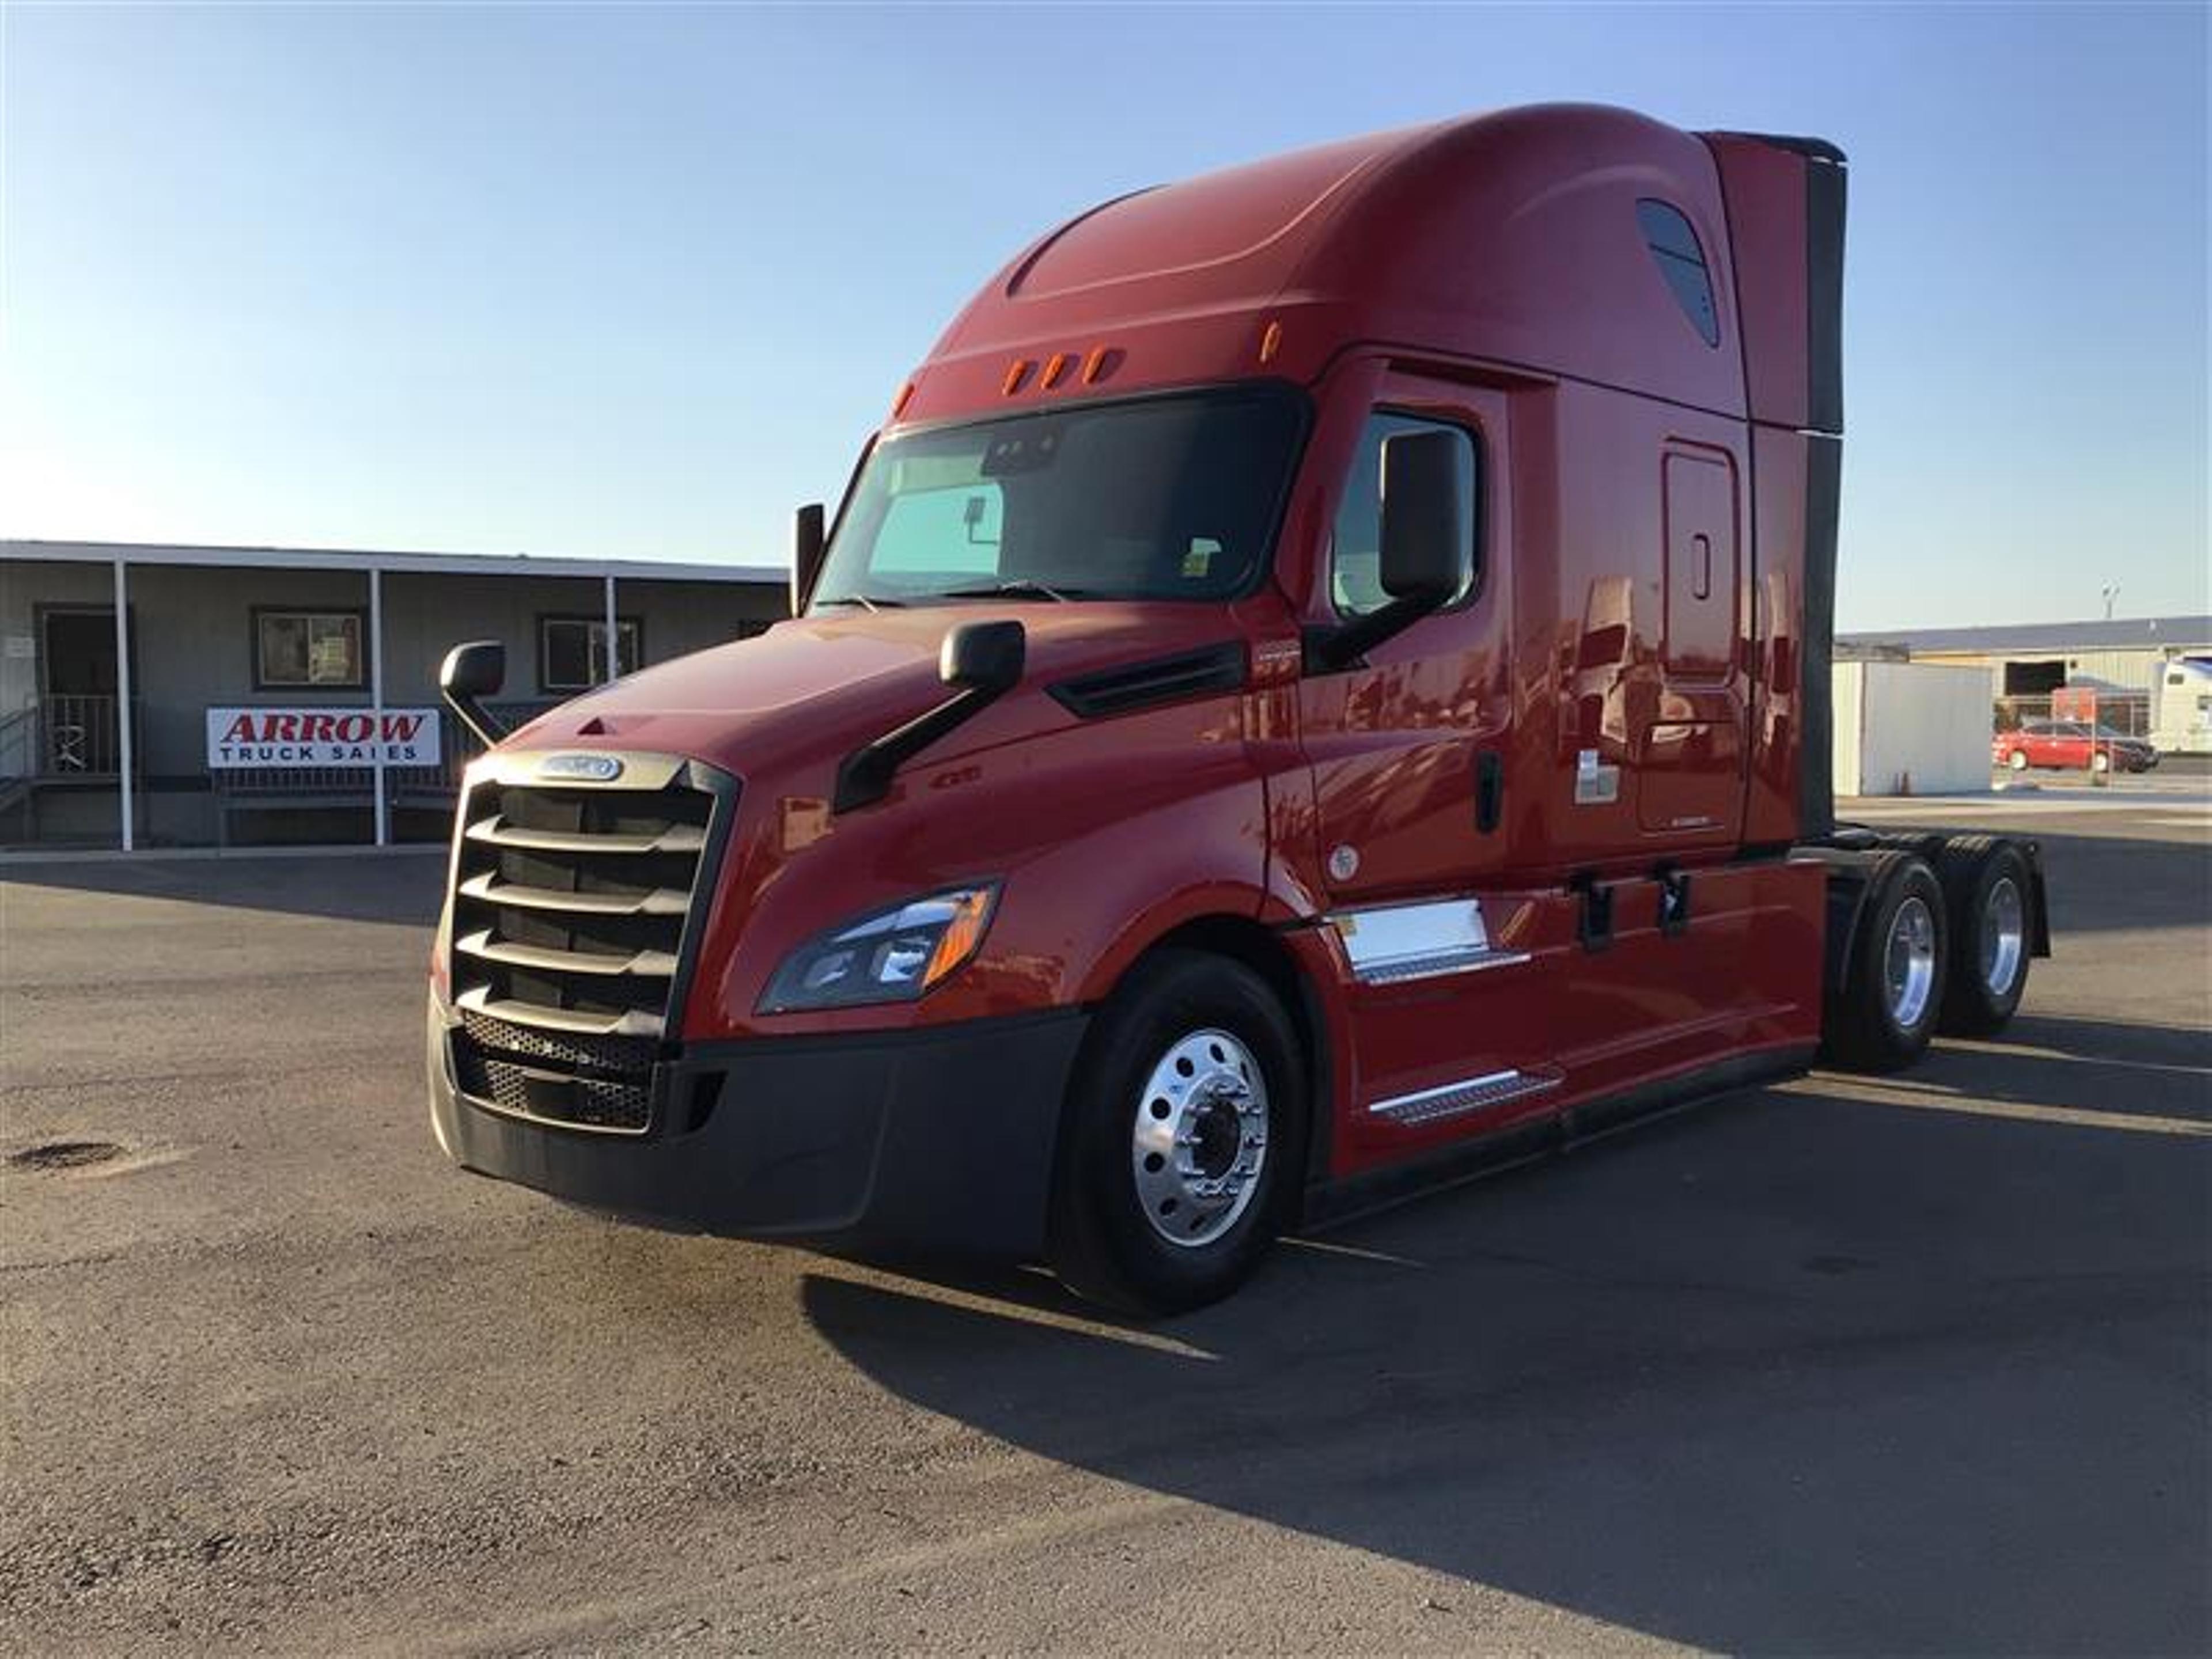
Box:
left=1297, top=375, right=1513, bottom=902
left=1296, top=375, right=1552, bottom=1149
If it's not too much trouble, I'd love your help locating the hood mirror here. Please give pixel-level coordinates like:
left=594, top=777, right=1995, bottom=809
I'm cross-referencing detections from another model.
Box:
left=835, top=620, right=1029, bottom=814
left=439, top=641, right=508, bottom=748
left=941, top=619, right=1025, bottom=693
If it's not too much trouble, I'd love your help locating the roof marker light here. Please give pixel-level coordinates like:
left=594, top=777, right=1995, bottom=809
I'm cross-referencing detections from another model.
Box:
left=1002, top=358, right=1033, bottom=396
left=1081, top=345, right=1115, bottom=385
left=1040, top=352, right=1070, bottom=390
left=1259, top=320, right=1283, bottom=365
left=891, top=381, right=915, bottom=418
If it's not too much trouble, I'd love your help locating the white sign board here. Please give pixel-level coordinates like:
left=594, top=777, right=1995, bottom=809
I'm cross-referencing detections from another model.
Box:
left=206, top=707, right=442, bottom=769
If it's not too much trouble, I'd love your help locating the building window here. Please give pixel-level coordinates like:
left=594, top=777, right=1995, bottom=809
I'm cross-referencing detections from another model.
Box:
left=1636, top=199, right=1720, bottom=348
left=1330, top=412, right=1480, bottom=617
left=254, top=608, right=365, bottom=689
left=539, top=615, right=642, bottom=693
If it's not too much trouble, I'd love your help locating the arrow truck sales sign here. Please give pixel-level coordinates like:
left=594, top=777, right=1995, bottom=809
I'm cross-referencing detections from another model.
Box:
left=206, top=707, right=442, bottom=768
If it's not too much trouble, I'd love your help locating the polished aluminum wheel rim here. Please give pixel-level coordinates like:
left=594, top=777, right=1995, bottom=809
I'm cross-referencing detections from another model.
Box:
left=1981, top=876, right=2025, bottom=998
left=1884, top=895, right=1937, bottom=1030
left=1130, top=1028, right=1268, bottom=1248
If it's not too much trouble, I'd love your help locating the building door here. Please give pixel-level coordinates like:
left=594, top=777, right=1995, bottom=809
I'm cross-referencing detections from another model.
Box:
left=37, top=608, right=131, bottom=775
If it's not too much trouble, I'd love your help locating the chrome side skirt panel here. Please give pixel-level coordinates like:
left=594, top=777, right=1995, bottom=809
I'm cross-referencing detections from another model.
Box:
left=1330, top=897, right=1531, bottom=986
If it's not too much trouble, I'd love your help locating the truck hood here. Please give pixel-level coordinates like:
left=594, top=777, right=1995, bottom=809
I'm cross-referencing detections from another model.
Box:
left=496, top=603, right=1253, bottom=788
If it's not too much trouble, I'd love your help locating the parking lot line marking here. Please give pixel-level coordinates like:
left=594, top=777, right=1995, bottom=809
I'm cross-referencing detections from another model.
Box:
left=815, top=1267, right=1222, bottom=1361
left=1941, top=1040, right=2212, bottom=1078
left=1799, top=1077, right=2212, bottom=1137
left=1279, top=1235, right=1429, bottom=1268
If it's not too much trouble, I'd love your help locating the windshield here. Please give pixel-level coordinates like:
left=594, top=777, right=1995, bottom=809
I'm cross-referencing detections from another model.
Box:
left=810, top=388, right=1304, bottom=609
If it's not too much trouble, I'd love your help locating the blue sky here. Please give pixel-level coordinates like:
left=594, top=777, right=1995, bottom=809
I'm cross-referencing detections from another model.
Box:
left=1, top=3, right=2204, bottom=630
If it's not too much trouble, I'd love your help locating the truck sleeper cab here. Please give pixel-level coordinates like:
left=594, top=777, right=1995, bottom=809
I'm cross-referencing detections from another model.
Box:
left=427, top=104, right=2049, bottom=1312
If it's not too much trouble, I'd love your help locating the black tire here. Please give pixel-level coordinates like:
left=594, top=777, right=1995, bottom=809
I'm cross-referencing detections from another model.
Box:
left=1048, top=949, right=1304, bottom=1316
left=1823, top=852, right=1948, bottom=1074
left=1936, top=836, right=2033, bottom=1036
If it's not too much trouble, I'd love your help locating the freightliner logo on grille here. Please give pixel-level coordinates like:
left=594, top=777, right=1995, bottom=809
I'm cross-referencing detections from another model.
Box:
left=537, top=753, right=624, bottom=782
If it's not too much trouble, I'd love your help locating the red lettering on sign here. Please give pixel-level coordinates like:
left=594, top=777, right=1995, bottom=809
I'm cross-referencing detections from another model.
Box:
left=335, top=714, right=372, bottom=744
left=304, top=713, right=338, bottom=743
left=381, top=713, right=425, bottom=743
left=222, top=714, right=257, bottom=744
left=269, top=714, right=300, bottom=743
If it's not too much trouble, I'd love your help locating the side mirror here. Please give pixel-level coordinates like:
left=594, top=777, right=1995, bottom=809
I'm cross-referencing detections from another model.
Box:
left=940, top=619, right=1025, bottom=694
left=439, top=641, right=507, bottom=748
left=1378, top=428, right=1471, bottom=602
left=834, top=619, right=1028, bottom=813
left=791, top=502, right=827, bottom=617
left=1309, top=430, right=1474, bottom=673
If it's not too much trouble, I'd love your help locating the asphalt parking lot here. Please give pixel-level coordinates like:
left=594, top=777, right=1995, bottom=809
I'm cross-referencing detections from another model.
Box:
left=3, top=789, right=2207, bottom=1656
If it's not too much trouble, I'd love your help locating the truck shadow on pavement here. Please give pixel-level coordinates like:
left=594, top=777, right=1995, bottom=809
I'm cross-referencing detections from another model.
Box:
left=0, top=850, right=446, bottom=925
left=804, top=1056, right=2210, bottom=1656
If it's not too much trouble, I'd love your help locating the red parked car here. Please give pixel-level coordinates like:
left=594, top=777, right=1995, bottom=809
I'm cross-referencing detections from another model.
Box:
left=1994, top=719, right=2158, bottom=774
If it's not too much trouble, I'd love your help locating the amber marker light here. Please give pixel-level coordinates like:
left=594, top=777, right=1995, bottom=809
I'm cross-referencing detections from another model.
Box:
left=1002, top=358, right=1033, bottom=395
left=1040, top=352, right=1070, bottom=390
left=1258, top=319, right=1284, bottom=365
left=890, top=381, right=915, bottom=418
left=923, top=887, right=998, bottom=990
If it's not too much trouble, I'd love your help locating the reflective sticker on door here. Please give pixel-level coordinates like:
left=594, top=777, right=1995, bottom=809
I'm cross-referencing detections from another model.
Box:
left=1574, top=748, right=1620, bottom=805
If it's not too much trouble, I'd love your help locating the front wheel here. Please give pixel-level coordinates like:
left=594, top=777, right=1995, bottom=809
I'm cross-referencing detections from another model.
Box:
left=2090, top=750, right=2112, bottom=774
left=2005, top=748, right=2030, bottom=772
left=1048, top=950, right=1302, bottom=1315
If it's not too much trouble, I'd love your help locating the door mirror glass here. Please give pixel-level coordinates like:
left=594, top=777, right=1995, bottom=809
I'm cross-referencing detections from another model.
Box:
left=1379, top=428, right=1474, bottom=603
left=791, top=502, right=827, bottom=615
left=1332, top=415, right=1478, bottom=616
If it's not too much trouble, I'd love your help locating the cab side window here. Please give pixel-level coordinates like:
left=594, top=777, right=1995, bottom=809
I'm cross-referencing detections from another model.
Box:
left=1330, top=412, right=1479, bottom=616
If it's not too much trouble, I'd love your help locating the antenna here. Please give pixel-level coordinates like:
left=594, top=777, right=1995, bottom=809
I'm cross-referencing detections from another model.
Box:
left=2101, top=583, right=2121, bottom=622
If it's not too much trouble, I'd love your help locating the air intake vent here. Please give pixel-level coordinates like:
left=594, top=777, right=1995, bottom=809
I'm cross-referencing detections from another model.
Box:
left=445, top=753, right=732, bottom=1135
left=1048, top=642, right=1247, bottom=719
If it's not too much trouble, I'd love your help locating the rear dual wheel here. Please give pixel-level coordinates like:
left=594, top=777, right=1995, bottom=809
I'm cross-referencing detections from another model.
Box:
left=1937, top=838, right=2033, bottom=1035
left=1824, top=853, right=1948, bottom=1073
left=1048, top=950, right=1301, bottom=1315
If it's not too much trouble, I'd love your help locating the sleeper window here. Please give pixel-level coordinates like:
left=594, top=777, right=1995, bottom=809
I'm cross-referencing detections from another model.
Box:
left=1637, top=199, right=1721, bottom=347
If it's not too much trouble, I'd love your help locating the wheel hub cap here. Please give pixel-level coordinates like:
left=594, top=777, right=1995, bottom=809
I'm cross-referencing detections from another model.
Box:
left=1884, top=895, right=1937, bottom=1029
left=1981, top=876, right=2025, bottom=997
left=1130, top=1028, right=1269, bottom=1249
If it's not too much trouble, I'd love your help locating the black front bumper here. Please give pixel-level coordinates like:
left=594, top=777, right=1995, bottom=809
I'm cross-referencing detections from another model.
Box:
left=429, top=999, right=1089, bottom=1259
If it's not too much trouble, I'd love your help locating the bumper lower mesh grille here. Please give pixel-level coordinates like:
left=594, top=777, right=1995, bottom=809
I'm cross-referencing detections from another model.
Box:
left=451, top=1032, right=655, bottom=1134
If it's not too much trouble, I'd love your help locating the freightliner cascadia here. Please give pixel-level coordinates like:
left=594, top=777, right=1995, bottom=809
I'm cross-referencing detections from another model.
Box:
left=427, top=105, right=2047, bottom=1312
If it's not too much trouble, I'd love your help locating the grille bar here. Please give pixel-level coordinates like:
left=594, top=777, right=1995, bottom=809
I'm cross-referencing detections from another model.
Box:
left=457, top=870, right=690, bottom=916
left=464, top=815, right=707, bottom=855
left=454, top=929, right=679, bottom=979
left=453, top=986, right=666, bottom=1039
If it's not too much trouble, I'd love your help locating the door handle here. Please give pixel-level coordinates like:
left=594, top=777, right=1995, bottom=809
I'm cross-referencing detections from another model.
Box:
left=1475, top=750, right=1504, bottom=834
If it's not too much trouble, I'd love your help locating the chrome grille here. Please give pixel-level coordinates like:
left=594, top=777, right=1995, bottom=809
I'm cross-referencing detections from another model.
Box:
left=445, top=755, right=728, bottom=1135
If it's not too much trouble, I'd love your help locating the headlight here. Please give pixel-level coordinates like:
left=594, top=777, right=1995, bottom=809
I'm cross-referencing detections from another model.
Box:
left=759, top=884, right=999, bottom=1012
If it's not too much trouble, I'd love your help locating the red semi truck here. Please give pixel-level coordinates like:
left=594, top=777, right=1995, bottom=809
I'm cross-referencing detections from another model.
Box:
left=427, top=105, right=2047, bottom=1311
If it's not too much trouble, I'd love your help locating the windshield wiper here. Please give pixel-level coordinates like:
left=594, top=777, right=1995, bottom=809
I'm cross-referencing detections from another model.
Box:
left=814, top=593, right=908, bottom=612
left=938, top=579, right=1093, bottom=603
